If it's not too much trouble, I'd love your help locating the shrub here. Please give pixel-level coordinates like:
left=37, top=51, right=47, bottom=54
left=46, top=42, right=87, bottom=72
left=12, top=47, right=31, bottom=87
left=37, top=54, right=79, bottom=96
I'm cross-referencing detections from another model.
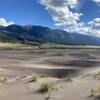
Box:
left=90, top=87, right=100, bottom=97
left=39, top=82, right=55, bottom=93
left=38, top=82, right=55, bottom=100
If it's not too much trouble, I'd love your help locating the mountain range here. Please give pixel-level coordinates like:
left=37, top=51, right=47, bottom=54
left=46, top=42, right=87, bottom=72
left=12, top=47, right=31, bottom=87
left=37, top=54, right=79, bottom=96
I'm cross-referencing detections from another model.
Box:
left=0, top=24, right=100, bottom=45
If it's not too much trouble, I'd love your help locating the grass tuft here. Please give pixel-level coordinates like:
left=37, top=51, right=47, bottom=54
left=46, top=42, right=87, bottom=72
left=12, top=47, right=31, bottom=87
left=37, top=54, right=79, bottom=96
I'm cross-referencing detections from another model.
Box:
left=0, top=76, right=7, bottom=83
left=38, top=82, right=55, bottom=93
left=28, top=74, right=39, bottom=83
left=38, top=82, right=56, bottom=100
left=90, top=87, right=100, bottom=97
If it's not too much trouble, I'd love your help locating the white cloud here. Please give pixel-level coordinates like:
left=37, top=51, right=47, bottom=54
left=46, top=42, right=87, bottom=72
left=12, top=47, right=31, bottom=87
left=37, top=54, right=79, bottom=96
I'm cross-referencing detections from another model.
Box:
left=39, top=0, right=100, bottom=37
left=67, top=0, right=78, bottom=8
left=88, top=18, right=100, bottom=29
left=88, top=18, right=100, bottom=36
left=0, top=18, right=14, bottom=26
left=92, top=0, right=100, bottom=5
left=40, top=0, right=82, bottom=31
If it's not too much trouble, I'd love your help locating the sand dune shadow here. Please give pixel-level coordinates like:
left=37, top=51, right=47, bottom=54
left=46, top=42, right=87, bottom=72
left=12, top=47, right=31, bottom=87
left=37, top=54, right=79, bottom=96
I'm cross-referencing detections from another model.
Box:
left=45, top=59, right=100, bottom=68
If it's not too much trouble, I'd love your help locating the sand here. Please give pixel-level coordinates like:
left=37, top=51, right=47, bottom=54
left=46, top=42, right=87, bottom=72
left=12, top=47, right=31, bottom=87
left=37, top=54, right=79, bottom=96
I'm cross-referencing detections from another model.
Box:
left=0, top=49, right=100, bottom=100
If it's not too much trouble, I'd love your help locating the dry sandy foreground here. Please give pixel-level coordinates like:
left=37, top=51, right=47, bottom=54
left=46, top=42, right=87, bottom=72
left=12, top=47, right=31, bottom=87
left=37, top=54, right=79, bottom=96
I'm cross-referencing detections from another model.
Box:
left=0, top=49, right=100, bottom=100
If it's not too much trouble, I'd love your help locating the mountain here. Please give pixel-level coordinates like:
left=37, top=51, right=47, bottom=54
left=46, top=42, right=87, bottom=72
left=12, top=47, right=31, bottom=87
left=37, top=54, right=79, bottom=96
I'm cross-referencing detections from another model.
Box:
left=0, top=24, right=100, bottom=45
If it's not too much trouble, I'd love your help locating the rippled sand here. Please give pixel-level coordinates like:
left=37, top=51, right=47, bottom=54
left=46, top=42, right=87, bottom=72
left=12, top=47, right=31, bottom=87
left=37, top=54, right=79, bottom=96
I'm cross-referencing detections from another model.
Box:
left=0, top=49, right=100, bottom=100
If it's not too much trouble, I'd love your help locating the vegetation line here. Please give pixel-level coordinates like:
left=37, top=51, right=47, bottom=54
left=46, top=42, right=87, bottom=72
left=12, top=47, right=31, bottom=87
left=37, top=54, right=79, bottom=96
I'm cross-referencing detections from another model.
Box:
left=0, top=42, right=100, bottom=49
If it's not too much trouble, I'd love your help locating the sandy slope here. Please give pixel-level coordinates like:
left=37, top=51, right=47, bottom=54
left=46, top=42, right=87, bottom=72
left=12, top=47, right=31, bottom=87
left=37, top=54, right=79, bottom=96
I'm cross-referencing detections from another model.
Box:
left=0, top=49, right=100, bottom=100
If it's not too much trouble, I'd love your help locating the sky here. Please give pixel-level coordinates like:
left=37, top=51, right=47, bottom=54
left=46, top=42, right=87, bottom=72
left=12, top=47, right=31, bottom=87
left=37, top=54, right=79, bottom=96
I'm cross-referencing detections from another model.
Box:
left=0, top=0, right=100, bottom=37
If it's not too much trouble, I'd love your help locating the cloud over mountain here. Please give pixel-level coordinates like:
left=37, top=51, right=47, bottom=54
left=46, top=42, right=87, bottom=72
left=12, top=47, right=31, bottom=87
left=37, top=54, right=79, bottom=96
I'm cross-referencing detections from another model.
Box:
left=39, top=0, right=100, bottom=37
left=0, top=18, right=14, bottom=26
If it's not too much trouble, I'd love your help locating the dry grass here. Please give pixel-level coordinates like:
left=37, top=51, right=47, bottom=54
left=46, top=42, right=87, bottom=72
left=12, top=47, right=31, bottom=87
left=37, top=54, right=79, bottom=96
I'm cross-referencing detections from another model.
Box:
left=90, top=87, right=100, bottom=97
left=0, top=76, right=7, bottom=83
left=28, top=74, right=40, bottom=83
left=0, top=43, right=100, bottom=49
left=38, top=82, right=56, bottom=100
left=38, top=82, right=55, bottom=93
left=0, top=43, right=38, bottom=49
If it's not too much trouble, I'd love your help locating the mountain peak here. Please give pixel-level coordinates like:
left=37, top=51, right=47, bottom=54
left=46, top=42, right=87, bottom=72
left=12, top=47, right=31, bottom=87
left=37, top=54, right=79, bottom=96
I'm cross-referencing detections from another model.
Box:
left=0, top=24, right=100, bottom=45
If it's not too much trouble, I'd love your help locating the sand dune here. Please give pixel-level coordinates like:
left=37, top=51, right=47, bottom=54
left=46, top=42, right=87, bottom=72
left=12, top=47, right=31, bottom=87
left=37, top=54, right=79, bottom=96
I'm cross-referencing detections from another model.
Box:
left=0, top=49, right=100, bottom=100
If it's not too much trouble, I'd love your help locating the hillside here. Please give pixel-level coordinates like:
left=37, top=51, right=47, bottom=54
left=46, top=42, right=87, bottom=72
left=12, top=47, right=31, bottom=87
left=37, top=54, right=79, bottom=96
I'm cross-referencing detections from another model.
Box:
left=0, top=24, right=100, bottom=45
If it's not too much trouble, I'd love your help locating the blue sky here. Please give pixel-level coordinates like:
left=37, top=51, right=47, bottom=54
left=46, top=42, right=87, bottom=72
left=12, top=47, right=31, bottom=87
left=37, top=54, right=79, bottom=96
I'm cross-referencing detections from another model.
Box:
left=0, top=0, right=54, bottom=28
left=0, top=0, right=100, bottom=36
left=79, top=0, right=100, bottom=22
